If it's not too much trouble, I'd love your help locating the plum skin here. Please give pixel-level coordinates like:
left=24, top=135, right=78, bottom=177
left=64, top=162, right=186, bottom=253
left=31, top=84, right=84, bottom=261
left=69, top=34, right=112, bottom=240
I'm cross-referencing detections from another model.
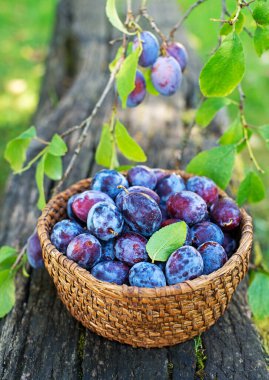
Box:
left=115, top=186, right=160, bottom=211
left=167, top=191, right=207, bottom=225
left=51, top=219, right=84, bottom=253
left=222, top=232, right=238, bottom=258
left=91, top=261, right=130, bottom=285
left=122, top=192, right=162, bottom=237
left=66, top=233, right=102, bottom=269
left=186, top=176, right=218, bottom=205
left=166, top=42, right=188, bottom=72
left=210, top=197, right=241, bottom=231
left=115, top=232, right=148, bottom=266
left=133, top=31, right=159, bottom=67
left=151, top=56, right=182, bottom=96
left=156, top=173, right=185, bottom=203
left=129, top=262, right=166, bottom=288
left=198, top=241, right=228, bottom=275
left=71, top=190, right=113, bottom=222
left=126, top=70, right=146, bottom=108
left=165, top=245, right=204, bottom=285
left=87, top=201, right=124, bottom=241
left=127, top=165, right=157, bottom=190
left=190, top=221, right=224, bottom=247
left=91, top=169, right=129, bottom=199
left=27, top=230, right=44, bottom=269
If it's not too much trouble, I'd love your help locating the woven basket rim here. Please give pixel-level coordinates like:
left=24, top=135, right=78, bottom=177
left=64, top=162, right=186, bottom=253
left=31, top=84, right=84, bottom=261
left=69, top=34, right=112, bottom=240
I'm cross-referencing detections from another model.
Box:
left=37, top=170, right=253, bottom=299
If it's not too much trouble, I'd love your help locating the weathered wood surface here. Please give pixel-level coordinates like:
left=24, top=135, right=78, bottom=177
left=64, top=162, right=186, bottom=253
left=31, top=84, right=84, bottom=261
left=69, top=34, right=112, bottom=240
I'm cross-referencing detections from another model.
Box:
left=0, top=1, right=268, bottom=379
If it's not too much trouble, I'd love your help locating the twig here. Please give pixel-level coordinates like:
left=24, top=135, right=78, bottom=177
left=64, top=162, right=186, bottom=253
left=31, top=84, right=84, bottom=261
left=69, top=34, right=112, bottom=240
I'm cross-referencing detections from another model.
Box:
left=52, top=58, right=124, bottom=195
left=238, top=84, right=264, bottom=174
left=140, top=6, right=167, bottom=42
left=11, top=243, right=27, bottom=271
left=170, top=0, right=208, bottom=39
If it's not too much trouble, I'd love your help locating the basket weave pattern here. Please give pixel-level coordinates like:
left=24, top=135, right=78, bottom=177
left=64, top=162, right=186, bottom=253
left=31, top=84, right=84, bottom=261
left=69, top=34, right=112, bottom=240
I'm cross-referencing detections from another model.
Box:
left=37, top=171, right=253, bottom=348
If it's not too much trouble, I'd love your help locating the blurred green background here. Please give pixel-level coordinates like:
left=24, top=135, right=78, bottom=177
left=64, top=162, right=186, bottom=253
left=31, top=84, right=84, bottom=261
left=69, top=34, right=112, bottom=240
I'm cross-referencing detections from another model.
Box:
left=0, top=0, right=268, bottom=347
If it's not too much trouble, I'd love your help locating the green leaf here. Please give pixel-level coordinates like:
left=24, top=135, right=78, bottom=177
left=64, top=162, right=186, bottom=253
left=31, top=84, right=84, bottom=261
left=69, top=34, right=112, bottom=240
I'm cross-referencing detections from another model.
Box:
left=143, top=68, right=159, bottom=96
left=109, top=46, right=124, bottom=72
left=219, top=117, right=251, bottom=152
left=115, top=165, right=134, bottom=172
left=0, top=246, right=17, bottom=265
left=105, top=0, right=134, bottom=35
left=0, top=270, right=16, bottom=318
left=258, top=124, right=269, bottom=146
left=48, top=134, right=67, bottom=156
left=196, top=98, right=231, bottom=128
left=95, top=123, right=113, bottom=168
left=186, top=145, right=236, bottom=189
left=199, top=33, right=245, bottom=97
left=237, top=171, right=266, bottom=206
left=253, top=2, right=269, bottom=25
left=44, top=153, right=62, bottom=180
left=248, top=272, right=269, bottom=320
left=146, top=222, right=187, bottom=262
left=4, top=126, right=36, bottom=172
left=116, top=47, right=141, bottom=109
left=35, top=156, right=46, bottom=210
left=0, top=246, right=17, bottom=270
left=220, top=12, right=245, bottom=36
left=254, top=26, right=269, bottom=56
left=115, top=120, right=147, bottom=162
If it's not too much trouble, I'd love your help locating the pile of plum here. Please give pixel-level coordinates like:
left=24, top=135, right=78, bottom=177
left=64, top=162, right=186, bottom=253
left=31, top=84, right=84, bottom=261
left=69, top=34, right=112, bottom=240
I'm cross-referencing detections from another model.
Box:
left=49, top=166, right=241, bottom=288
left=123, top=31, right=188, bottom=107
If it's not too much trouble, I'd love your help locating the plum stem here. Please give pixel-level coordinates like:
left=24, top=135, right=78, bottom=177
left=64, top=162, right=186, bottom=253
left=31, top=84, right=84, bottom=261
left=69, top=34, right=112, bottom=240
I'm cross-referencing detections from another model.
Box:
left=117, top=185, right=129, bottom=194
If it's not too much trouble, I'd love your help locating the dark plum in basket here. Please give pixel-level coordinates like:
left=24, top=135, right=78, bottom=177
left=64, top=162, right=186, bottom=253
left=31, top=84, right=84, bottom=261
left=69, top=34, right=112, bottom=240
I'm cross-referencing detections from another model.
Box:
left=72, top=190, right=113, bottom=222
left=66, top=233, right=102, bottom=269
left=190, top=221, right=224, bottom=247
left=167, top=191, right=207, bottom=225
left=165, top=246, right=204, bottom=285
left=127, top=165, right=157, bottom=190
left=91, top=169, right=128, bottom=199
left=122, top=192, right=162, bottom=237
left=115, top=186, right=160, bottom=211
left=51, top=219, right=84, bottom=253
left=198, top=241, right=228, bottom=275
left=129, top=262, right=166, bottom=288
left=87, top=202, right=124, bottom=241
left=91, top=261, right=129, bottom=285
left=115, top=232, right=148, bottom=266
left=210, top=197, right=241, bottom=231
left=156, top=173, right=185, bottom=203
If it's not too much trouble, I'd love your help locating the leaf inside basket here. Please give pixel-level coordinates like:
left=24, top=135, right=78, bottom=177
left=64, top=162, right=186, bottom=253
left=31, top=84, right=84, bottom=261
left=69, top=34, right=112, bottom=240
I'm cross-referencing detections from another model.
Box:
left=146, top=222, right=187, bottom=262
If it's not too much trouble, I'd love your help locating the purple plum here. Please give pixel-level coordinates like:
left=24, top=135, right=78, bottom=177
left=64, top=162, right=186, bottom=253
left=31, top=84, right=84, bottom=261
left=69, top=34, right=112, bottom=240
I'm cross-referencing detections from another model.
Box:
left=129, top=262, right=166, bottom=288
left=151, top=56, right=182, bottom=96
left=66, top=233, right=102, bottom=269
left=115, top=232, right=148, bottom=266
left=91, top=261, right=129, bottom=285
left=198, top=241, right=228, bottom=275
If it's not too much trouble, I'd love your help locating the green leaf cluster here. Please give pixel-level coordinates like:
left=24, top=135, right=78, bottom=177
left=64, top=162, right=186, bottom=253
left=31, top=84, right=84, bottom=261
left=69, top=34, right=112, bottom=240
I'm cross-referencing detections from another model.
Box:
left=95, top=119, right=147, bottom=169
left=248, top=271, right=269, bottom=320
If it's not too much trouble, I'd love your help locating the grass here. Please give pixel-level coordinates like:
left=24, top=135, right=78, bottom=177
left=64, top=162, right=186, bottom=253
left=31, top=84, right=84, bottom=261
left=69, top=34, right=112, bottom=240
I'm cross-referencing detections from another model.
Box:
left=0, top=0, right=56, bottom=198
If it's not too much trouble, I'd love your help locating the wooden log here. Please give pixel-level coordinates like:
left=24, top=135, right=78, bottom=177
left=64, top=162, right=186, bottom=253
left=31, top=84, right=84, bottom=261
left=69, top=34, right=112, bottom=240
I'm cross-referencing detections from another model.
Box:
left=0, top=1, right=268, bottom=379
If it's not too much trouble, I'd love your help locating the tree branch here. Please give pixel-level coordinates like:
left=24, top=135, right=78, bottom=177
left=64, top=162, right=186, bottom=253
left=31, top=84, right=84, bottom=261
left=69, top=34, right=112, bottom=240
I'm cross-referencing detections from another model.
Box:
left=170, top=0, right=208, bottom=39
left=52, top=58, right=123, bottom=195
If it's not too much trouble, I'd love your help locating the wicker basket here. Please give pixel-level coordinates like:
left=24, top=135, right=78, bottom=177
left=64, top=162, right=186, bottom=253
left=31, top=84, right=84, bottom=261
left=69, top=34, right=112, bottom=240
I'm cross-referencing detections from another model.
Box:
left=37, top=171, right=253, bottom=348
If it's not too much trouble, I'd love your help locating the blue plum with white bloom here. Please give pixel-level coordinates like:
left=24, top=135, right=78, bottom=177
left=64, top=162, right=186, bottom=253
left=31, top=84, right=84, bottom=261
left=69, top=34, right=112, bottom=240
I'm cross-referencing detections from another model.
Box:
left=165, top=246, right=204, bottom=285
left=51, top=219, right=84, bottom=253
left=156, top=173, right=185, bottom=203
left=166, top=42, right=188, bottom=72
left=87, top=202, right=124, bottom=241
left=127, top=165, right=157, bottom=189
left=186, top=176, right=218, bottom=205
left=133, top=31, right=159, bottom=67
left=129, top=262, right=166, bottom=288
left=151, top=56, right=182, bottom=96
left=91, top=169, right=128, bottom=199
left=190, top=221, right=224, bottom=247
left=91, top=261, right=129, bottom=285
left=198, top=241, right=228, bottom=275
